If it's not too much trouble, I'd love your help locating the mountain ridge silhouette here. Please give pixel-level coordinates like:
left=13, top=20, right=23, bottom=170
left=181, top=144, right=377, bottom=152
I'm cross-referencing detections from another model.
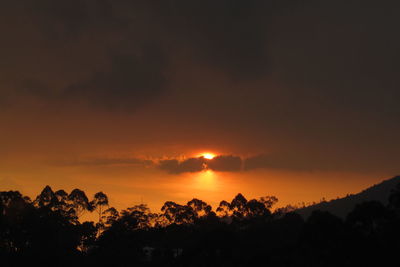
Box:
left=296, top=175, right=400, bottom=218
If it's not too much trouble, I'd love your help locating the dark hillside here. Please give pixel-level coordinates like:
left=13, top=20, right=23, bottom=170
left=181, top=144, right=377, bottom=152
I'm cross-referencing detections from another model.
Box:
left=296, top=176, right=400, bottom=218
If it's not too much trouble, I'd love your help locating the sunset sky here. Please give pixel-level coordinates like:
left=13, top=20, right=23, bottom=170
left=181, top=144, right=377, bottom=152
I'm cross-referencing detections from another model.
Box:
left=1, top=0, right=400, bottom=212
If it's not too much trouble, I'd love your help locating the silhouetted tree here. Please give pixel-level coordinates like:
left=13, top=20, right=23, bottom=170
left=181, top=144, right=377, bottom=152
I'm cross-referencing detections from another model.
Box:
left=34, top=185, right=57, bottom=208
left=274, top=204, right=298, bottom=217
left=77, top=221, right=97, bottom=252
left=230, top=193, right=248, bottom=219
left=90, top=191, right=109, bottom=234
left=259, top=196, right=278, bottom=209
left=216, top=200, right=231, bottom=218
left=161, top=201, right=195, bottom=224
left=68, top=189, right=91, bottom=218
left=120, top=204, right=156, bottom=229
left=102, top=207, right=119, bottom=228
left=5, top=186, right=400, bottom=267
left=347, top=201, right=388, bottom=235
left=246, top=199, right=271, bottom=218
left=54, top=189, right=70, bottom=210
left=389, top=182, right=400, bottom=209
left=187, top=198, right=212, bottom=218
left=0, top=191, right=32, bottom=253
left=216, top=194, right=277, bottom=221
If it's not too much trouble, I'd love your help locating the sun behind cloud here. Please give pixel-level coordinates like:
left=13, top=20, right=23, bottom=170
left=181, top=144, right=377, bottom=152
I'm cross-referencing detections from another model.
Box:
left=201, top=153, right=216, bottom=159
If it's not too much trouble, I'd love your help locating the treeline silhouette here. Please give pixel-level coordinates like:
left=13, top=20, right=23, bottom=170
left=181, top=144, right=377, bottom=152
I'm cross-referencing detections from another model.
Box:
left=2, top=184, right=400, bottom=267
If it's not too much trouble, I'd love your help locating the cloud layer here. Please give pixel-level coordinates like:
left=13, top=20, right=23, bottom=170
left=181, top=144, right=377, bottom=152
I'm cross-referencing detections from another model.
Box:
left=60, top=153, right=342, bottom=174
left=2, top=0, right=400, bottom=175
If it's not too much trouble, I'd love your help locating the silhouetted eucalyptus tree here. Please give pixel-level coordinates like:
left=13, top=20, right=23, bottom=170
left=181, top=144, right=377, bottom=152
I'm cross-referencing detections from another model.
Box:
left=102, top=207, right=119, bottom=228
left=230, top=193, right=248, bottom=219
left=216, top=200, right=231, bottom=218
left=259, top=196, right=278, bottom=209
left=187, top=198, right=212, bottom=218
left=120, top=204, right=156, bottom=229
left=90, top=191, right=109, bottom=228
left=5, top=184, right=400, bottom=267
left=161, top=201, right=196, bottom=224
left=246, top=199, right=271, bottom=218
left=216, top=194, right=277, bottom=220
left=0, top=191, right=32, bottom=253
left=34, top=185, right=57, bottom=208
left=68, top=189, right=91, bottom=218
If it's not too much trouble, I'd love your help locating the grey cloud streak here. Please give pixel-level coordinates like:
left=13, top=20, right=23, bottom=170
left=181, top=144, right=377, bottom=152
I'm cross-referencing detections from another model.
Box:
left=50, top=151, right=400, bottom=174
left=54, top=157, right=153, bottom=167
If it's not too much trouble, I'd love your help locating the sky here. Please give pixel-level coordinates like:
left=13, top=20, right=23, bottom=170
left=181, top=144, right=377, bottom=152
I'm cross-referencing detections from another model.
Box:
left=1, top=0, right=400, bottom=212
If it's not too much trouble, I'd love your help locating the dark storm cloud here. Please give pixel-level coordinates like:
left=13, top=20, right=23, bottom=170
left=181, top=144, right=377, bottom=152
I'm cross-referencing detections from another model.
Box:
left=159, top=157, right=206, bottom=174
left=3, top=0, right=400, bottom=110
left=26, top=0, right=91, bottom=40
left=153, top=0, right=276, bottom=78
left=0, top=0, right=299, bottom=111
left=158, top=155, right=242, bottom=174
left=63, top=47, right=167, bottom=110
left=270, top=0, right=400, bottom=116
left=0, top=0, right=169, bottom=111
left=2, top=0, right=400, bottom=174
left=208, top=155, right=242, bottom=172
left=158, top=159, right=180, bottom=173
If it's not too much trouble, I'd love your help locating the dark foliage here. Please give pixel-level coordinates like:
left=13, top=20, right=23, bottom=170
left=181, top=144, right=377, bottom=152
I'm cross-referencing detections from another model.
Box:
left=2, top=185, right=400, bottom=267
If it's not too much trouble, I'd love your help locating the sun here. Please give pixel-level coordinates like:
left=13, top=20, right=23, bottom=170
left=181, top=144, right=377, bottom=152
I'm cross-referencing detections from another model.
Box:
left=201, top=153, right=215, bottom=159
